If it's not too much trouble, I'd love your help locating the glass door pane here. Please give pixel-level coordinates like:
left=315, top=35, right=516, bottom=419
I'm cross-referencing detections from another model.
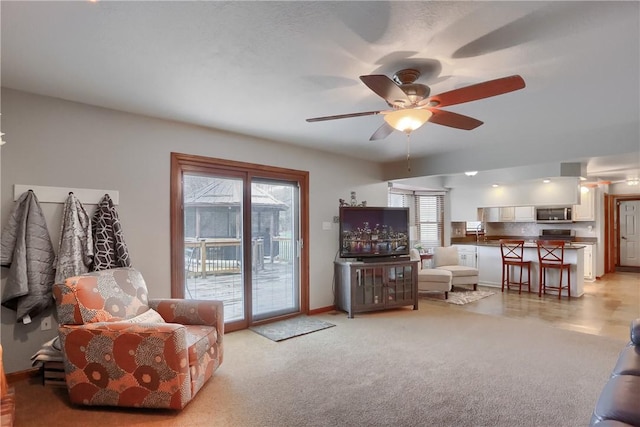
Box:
left=251, top=179, right=300, bottom=321
left=183, top=174, right=245, bottom=323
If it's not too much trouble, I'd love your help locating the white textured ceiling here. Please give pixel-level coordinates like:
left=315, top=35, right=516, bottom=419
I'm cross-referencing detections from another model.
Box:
left=1, top=1, right=639, bottom=183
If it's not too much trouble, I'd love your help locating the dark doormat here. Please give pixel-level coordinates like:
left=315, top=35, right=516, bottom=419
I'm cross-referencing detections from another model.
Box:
left=249, top=316, right=335, bottom=342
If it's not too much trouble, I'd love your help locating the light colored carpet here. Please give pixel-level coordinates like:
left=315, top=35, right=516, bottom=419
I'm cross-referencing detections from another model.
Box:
left=249, top=315, right=335, bottom=341
left=12, top=302, right=627, bottom=427
left=420, top=289, right=496, bottom=305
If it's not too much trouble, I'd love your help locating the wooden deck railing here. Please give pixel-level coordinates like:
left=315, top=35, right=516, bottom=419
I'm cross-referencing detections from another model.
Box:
left=185, top=237, right=295, bottom=277
left=185, top=238, right=264, bottom=277
left=272, top=236, right=294, bottom=262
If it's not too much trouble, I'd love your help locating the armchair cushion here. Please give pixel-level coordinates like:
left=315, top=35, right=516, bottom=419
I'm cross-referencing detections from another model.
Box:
left=434, top=246, right=459, bottom=267
left=53, top=268, right=150, bottom=325
left=186, top=325, right=218, bottom=367
left=119, top=308, right=165, bottom=324
left=438, top=265, right=479, bottom=277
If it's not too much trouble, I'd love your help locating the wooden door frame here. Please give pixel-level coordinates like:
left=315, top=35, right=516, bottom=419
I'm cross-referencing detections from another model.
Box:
left=170, top=152, right=310, bottom=332
left=604, top=193, right=640, bottom=273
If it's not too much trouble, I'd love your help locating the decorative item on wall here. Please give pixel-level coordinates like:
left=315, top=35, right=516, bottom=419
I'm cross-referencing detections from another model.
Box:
left=339, top=191, right=367, bottom=208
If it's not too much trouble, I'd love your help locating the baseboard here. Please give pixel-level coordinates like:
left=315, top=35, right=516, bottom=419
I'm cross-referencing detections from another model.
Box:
left=6, top=367, right=40, bottom=384
left=616, top=266, right=640, bottom=273
left=308, top=305, right=335, bottom=315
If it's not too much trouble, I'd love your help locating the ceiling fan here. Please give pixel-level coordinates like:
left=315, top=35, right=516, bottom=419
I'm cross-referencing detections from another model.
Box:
left=306, top=69, right=526, bottom=141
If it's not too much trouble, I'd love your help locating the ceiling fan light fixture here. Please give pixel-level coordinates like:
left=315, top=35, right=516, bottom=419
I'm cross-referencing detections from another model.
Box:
left=464, top=171, right=478, bottom=176
left=384, top=109, right=432, bottom=133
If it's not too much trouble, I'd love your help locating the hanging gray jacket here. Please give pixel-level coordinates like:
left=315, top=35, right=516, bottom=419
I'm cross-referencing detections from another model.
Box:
left=1, top=190, right=56, bottom=323
left=54, top=193, right=93, bottom=284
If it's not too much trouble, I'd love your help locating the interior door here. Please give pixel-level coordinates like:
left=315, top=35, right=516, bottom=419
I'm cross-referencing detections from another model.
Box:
left=620, top=200, right=640, bottom=267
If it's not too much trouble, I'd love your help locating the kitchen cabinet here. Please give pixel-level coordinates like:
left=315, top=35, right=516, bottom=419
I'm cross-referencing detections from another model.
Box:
left=484, top=207, right=533, bottom=222
left=499, top=207, right=515, bottom=222
left=583, top=243, right=596, bottom=281
left=514, top=206, right=535, bottom=222
left=484, top=208, right=500, bottom=222
left=573, top=188, right=595, bottom=221
left=334, top=259, right=418, bottom=318
left=455, top=245, right=477, bottom=268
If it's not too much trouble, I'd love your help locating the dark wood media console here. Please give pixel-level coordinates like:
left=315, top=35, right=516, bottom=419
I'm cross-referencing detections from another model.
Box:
left=334, top=259, right=419, bottom=318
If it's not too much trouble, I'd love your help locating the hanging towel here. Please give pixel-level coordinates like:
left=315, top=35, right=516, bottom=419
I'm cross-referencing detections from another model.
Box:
left=54, top=193, right=93, bottom=283
left=92, top=194, right=131, bottom=270
left=0, top=191, right=55, bottom=323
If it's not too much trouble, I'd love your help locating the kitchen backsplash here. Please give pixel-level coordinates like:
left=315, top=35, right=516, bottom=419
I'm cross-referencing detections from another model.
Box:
left=451, top=221, right=597, bottom=239
left=485, top=221, right=597, bottom=238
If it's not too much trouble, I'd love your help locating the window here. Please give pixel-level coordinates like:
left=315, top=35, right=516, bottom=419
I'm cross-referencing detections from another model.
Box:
left=389, top=189, right=444, bottom=249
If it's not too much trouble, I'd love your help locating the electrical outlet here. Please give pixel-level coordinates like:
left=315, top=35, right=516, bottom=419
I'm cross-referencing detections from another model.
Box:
left=40, top=315, right=52, bottom=331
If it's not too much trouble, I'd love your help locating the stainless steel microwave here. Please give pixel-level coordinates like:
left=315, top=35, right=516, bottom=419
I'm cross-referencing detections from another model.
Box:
left=535, top=207, right=573, bottom=223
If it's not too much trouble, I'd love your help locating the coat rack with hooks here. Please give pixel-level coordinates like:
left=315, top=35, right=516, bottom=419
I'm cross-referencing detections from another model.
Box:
left=13, top=184, right=119, bottom=205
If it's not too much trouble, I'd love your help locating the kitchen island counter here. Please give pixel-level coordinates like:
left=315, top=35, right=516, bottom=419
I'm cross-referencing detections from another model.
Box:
left=471, top=242, right=584, bottom=297
left=472, top=240, right=586, bottom=250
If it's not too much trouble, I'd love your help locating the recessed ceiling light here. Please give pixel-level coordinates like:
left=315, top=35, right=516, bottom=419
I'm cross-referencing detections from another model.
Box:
left=580, top=186, right=590, bottom=193
left=627, top=178, right=640, bottom=186
left=492, top=184, right=499, bottom=188
left=464, top=171, right=478, bottom=176
left=579, top=176, right=587, bottom=181
left=543, top=179, right=551, bottom=184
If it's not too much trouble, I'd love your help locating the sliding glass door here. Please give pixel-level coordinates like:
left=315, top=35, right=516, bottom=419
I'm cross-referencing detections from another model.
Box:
left=251, top=179, right=300, bottom=321
left=171, top=153, right=308, bottom=332
left=183, top=174, right=247, bottom=321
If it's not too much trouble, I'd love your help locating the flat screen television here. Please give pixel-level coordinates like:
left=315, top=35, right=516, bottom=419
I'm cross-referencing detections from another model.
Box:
left=339, top=206, right=410, bottom=259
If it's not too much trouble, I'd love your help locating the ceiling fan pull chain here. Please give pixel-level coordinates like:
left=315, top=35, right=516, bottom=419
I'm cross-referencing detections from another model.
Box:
left=406, top=132, right=411, bottom=172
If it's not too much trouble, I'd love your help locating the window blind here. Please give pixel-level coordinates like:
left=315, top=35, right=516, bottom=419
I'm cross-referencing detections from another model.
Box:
left=388, top=189, right=444, bottom=248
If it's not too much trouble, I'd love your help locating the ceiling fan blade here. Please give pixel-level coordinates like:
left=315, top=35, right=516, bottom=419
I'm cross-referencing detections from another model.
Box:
left=369, top=122, right=395, bottom=141
left=360, top=74, right=410, bottom=106
left=426, top=75, right=525, bottom=108
left=428, top=109, right=484, bottom=130
left=306, top=110, right=381, bottom=122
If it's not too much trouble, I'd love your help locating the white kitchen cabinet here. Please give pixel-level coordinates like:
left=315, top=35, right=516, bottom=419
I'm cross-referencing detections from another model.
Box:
left=455, top=245, right=477, bottom=268
left=484, top=208, right=500, bottom=222
left=583, top=243, right=596, bottom=281
left=499, top=207, right=515, bottom=222
left=514, top=206, right=535, bottom=222
left=573, top=189, right=595, bottom=221
left=484, top=206, right=534, bottom=222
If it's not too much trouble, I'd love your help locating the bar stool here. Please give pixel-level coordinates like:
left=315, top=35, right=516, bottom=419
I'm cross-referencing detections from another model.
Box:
left=500, top=239, right=531, bottom=294
left=536, top=240, right=572, bottom=299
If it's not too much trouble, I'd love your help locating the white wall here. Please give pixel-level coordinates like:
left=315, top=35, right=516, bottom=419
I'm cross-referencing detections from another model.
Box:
left=0, top=88, right=389, bottom=372
left=610, top=182, right=640, bottom=195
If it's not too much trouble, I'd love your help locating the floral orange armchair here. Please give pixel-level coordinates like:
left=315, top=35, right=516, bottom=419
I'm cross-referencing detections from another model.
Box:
left=53, top=267, right=223, bottom=410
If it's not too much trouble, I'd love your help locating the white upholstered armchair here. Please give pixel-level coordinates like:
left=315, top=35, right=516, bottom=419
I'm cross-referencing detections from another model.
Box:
left=409, top=249, right=452, bottom=299
left=433, top=246, right=479, bottom=291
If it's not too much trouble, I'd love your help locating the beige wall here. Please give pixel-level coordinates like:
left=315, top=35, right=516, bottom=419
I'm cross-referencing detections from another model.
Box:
left=0, top=88, right=388, bottom=372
